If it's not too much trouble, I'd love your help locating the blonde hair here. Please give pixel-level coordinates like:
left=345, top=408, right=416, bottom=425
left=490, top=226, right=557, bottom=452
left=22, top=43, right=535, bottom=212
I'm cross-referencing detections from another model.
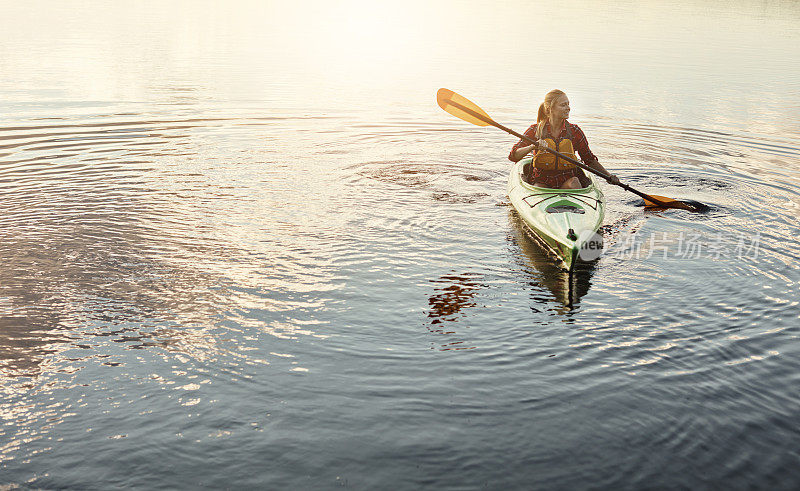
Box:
left=536, top=89, right=567, bottom=139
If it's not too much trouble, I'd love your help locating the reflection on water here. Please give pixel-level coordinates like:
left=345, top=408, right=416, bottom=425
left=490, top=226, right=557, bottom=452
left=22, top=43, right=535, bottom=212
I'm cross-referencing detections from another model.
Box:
left=0, top=115, right=335, bottom=473
left=425, top=272, right=483, bottom=351
left=507, top=211, right=597, bottom=311
left=0, top=118, right=250, bottom=375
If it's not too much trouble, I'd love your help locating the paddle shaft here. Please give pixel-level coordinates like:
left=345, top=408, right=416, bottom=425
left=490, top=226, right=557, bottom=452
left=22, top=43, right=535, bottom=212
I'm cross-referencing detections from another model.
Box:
left=445, top=98, right=670, bottom=207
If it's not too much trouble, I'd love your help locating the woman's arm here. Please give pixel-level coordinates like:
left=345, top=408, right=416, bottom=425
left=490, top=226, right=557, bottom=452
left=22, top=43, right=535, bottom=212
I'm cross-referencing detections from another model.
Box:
left=510, top=143, right=536, bottom=162
left=508, top=124, right=540, bottom=162
left=571, top=123, right=620, bottom=185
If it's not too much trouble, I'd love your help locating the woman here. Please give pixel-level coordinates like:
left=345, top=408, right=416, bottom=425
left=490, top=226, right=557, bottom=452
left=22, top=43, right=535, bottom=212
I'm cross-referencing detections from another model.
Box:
left=509, top=89, right=619, bottom=189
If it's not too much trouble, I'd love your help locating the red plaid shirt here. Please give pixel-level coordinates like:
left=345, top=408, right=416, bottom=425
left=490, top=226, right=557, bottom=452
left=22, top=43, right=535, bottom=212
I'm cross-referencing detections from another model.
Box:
left=508, top=120, right=598, bottom=165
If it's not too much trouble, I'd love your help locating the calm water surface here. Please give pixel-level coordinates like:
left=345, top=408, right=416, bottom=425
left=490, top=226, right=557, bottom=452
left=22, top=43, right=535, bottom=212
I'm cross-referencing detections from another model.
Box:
left=2, top=0, right=800, bottom=488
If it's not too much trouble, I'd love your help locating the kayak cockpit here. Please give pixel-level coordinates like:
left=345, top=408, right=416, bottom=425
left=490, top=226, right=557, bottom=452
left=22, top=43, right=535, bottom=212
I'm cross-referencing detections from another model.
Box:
left=520, top=159, right=593, bottom=189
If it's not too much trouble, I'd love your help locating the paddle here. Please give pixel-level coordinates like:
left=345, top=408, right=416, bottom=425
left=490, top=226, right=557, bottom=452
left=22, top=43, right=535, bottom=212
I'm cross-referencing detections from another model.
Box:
left=436, top=88, right=700, bottom=212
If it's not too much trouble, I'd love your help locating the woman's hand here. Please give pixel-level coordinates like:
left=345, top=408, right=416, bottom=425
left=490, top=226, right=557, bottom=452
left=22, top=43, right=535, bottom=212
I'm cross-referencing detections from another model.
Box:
left=605, top=174, right=620, bottom=185
left=537, top=139, right=549, bottom=149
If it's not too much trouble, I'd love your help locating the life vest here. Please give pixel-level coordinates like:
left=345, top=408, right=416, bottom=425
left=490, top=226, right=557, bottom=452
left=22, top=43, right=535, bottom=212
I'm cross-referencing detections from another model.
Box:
left=533, top=122, right=578, bottom=171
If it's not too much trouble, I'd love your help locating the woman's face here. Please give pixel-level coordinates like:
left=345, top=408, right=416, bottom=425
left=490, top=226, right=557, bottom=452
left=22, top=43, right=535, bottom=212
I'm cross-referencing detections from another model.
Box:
left=551, top=95, right=570, bottom=120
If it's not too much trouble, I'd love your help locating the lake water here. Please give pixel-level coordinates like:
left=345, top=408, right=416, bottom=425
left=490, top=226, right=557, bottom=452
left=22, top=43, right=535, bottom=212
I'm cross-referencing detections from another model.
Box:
left=2, top=0, right=799, bottom=488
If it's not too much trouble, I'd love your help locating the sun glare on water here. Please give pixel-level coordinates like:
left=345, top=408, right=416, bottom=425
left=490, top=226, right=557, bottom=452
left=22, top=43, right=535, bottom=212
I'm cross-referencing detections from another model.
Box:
left=274, top=0, right=433, bottom=76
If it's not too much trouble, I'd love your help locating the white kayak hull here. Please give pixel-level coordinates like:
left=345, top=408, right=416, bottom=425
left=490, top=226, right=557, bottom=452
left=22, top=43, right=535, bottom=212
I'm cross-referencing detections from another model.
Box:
left=507, top=157, right=605, bottom=271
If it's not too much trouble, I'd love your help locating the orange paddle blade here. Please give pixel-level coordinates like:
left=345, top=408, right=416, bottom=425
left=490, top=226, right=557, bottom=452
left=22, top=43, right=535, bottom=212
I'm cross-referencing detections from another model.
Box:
left=643, top=194, right=698, bottom=211
left=436, top=88, right=492, bottom=127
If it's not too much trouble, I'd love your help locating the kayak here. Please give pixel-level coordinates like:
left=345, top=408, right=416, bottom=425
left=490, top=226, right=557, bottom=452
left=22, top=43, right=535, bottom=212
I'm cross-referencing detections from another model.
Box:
left=507, top=157, right=605, bottom=271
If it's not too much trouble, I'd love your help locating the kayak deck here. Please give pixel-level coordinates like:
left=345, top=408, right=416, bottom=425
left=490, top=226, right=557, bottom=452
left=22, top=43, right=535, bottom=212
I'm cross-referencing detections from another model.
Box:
left=507, top=157, right=605, bottom=271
